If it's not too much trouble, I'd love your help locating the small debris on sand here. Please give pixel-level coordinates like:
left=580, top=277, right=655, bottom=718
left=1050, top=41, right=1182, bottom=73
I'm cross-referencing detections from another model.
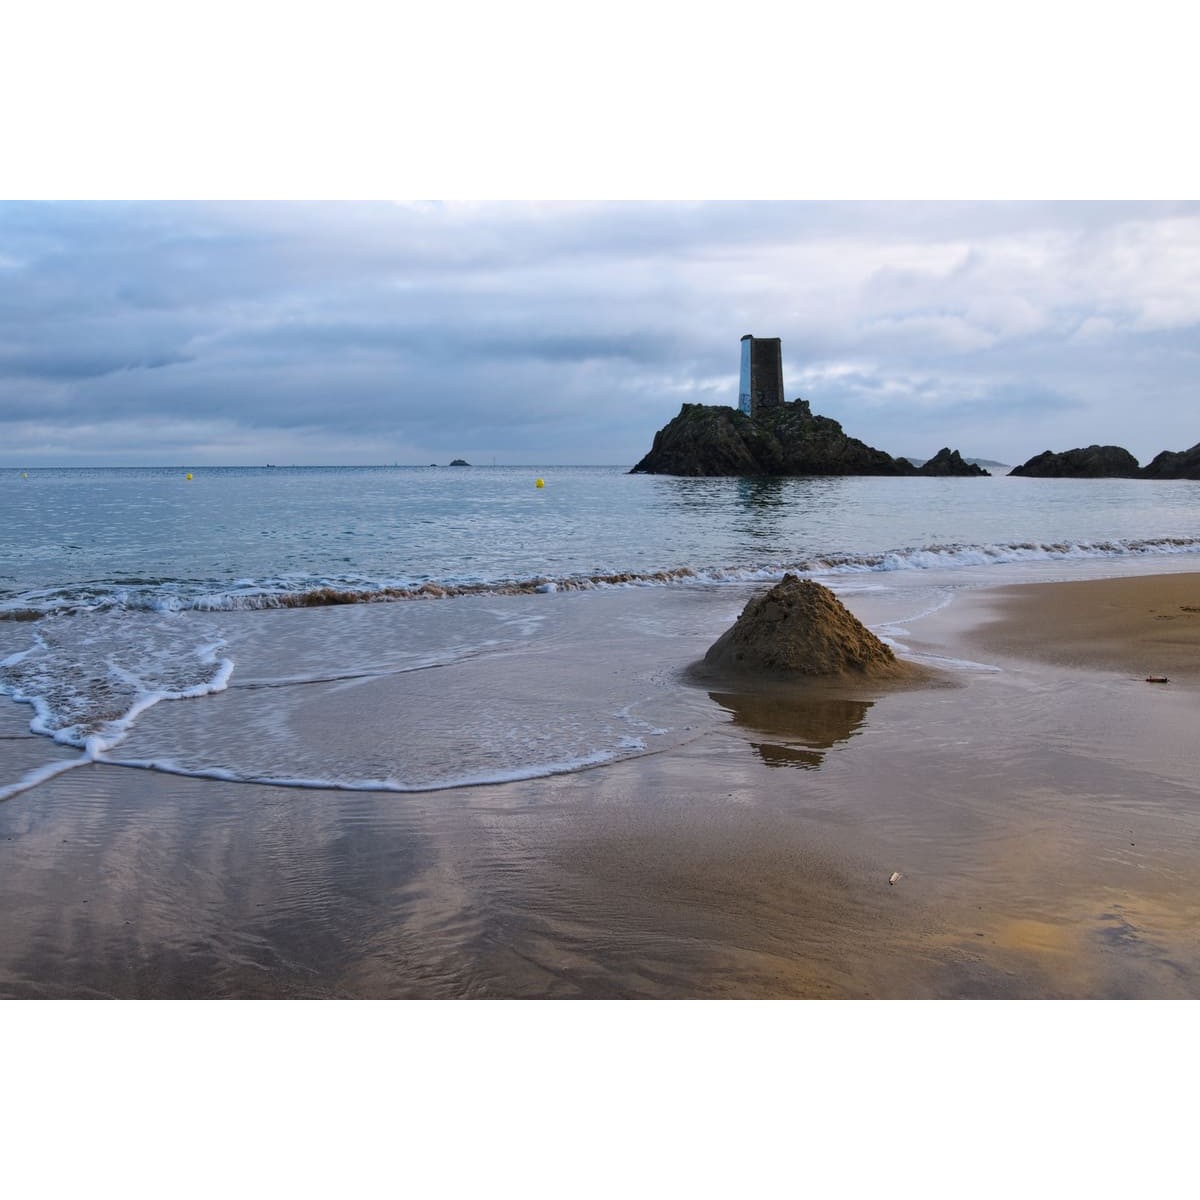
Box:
left=889, top=871, right=903, bottom=886
left=1145, top=675, right=1169, bottom=683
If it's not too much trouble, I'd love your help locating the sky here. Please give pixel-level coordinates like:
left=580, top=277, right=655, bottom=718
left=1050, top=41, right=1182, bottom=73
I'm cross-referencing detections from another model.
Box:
left=3, top=4, right=1198, bottom=471
left=2, top=199, right=1199, bottom=468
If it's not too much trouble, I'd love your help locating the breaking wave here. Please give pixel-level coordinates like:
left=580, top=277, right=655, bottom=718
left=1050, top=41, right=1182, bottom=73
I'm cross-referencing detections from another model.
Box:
left=4, top=535, right=1200, bottom=619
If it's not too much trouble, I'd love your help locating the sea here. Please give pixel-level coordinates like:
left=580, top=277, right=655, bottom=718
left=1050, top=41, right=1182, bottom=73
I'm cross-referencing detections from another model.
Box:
left=2, top=464, right=1199, bottom=803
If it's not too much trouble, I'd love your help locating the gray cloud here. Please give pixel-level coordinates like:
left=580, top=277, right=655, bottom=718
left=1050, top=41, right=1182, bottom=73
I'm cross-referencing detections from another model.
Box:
left=2, top=201, right=1199, bottom=466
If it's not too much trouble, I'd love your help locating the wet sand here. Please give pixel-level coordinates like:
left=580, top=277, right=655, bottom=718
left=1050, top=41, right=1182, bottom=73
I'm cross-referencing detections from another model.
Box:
left=2, top=571, right=1199, bottom=998
left=958, top=570, right=1200, bottom=680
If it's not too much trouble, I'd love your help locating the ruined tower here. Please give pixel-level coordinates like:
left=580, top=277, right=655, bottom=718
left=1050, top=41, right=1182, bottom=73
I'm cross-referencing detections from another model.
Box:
left=737, top=334, right=785, bottom=418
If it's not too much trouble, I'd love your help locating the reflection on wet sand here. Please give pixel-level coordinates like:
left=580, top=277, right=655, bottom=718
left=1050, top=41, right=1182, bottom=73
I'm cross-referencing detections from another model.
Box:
left=708, top=690, right=874, bottom=769
left=5, top=573, right=1200, bottom=999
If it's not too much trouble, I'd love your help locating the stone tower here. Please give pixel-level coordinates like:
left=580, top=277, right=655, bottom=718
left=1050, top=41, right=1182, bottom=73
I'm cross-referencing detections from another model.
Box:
left=737, top=334, right=785, bottom=418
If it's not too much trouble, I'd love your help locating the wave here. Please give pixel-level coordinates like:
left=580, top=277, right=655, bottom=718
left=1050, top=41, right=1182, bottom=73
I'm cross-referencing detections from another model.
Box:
left=0, top=627, right=234, bottom=755
left=92, top=743, right=645, bottom=796
left=4, top=535, right=1200, bottom=618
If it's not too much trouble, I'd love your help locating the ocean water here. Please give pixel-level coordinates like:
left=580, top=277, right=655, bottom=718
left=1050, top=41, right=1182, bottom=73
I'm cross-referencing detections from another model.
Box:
left=2, top=464, right=1199, bottom=801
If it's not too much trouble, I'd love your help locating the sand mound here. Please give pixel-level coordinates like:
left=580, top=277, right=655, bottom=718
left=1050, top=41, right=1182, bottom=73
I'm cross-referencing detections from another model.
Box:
left=704, top=575, right=907, bottom=679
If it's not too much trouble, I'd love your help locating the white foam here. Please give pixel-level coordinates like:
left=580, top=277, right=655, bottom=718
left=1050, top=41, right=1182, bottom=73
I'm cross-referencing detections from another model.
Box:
left=98, top=743, right=636, bottom=795
left=88, top=682, right=699, bottom=795
left=0, top=621, right=235, bottom=756
left=902, top=652, right=1004, bottom=673
left=0, top=752, right=92, bottom=803
left=5, top=534, right=1200, bottom=616
left=1, top=632, right=48, bottom=669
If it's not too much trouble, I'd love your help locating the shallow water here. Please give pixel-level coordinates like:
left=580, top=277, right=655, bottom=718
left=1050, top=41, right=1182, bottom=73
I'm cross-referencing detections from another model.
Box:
left=6, top=466, right=1200, bottom=614
left=2, top=467, right=1199, bottom=996
left=4, top=465, right=1200, bottom=798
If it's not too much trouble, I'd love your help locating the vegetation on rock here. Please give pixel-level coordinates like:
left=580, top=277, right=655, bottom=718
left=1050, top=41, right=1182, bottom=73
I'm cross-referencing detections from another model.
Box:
left=630, top=401, right=984, bottom=477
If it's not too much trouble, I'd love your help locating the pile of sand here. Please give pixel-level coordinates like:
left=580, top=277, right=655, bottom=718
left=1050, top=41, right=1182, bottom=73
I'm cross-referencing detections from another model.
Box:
left=703, top=574, right=909, bottom=679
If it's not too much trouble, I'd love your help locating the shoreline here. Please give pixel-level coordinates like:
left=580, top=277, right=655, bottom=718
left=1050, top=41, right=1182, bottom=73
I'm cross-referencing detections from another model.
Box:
left=2, top=569, right=1199, bottom=999
left=947, top=571, right=1200, bottom=680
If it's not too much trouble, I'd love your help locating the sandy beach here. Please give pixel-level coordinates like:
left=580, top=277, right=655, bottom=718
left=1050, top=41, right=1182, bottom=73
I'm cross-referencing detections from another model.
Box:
left=2, top=570, right=1198, bottom=999
left=957, top=571, right=1200, bottom=680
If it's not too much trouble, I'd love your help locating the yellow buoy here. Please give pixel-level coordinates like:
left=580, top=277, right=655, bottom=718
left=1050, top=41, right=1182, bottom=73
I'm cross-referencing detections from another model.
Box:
left=185, top=473, right=193, bottom=480
left=535, top=478, right=544, bottom=488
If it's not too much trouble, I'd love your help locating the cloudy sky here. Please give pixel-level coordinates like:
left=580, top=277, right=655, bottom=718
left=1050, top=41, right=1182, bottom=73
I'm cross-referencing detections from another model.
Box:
left=3, top=200, right=1199, bottom=468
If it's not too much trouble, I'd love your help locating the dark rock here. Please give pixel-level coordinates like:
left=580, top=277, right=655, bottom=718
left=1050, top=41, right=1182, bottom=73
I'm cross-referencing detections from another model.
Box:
left=1140, top=442, right=1200, bottom=480
left=449, top=459, right=470, bottom=467
left=1008, top=445, right=1142, bottom=478
left=915, top=447, right=991, bottom=477
left=630, top=400, right=918, bottom=477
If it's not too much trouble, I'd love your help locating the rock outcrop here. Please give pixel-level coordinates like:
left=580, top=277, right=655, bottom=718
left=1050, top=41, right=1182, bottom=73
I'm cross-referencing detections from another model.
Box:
left=1002, top=440, right=1200, bottom=479
left=1139, top=442, right=1200, bottom=480
left=914, top=447, right=991, bottom=477
left=702, top=575, right=911, bottom=680
left=1008, top=445, right=1142, bottom=478
left=631, top=400, right=978, bottom=477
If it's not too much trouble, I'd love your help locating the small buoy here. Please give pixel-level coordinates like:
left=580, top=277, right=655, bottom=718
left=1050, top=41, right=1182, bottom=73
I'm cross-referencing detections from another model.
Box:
left=889, top=871, right=902, bottom=886
left=185, top=473, right=193, bottom=480
left=535, top=478, right=544, bottom=488
left=21, top=472, right=28, bottom=479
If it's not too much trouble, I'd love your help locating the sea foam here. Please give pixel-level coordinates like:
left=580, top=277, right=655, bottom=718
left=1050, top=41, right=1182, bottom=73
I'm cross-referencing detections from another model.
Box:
left=0, top=615, right=234, bottom=756
left=4, top=535, right=1199, bottom=619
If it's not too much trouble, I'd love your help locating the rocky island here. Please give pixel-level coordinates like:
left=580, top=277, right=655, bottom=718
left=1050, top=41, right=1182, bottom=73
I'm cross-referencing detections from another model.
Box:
left=1142, top=443, right=1200, bottom=479
left=632, top=334, right=988, bottom=479
left=630, top=399, right=987, bottom=478
left=1008, top=445, right=1141, bottom=478
left=1009, top=441, right=1200, bottom=479
left=633, top=334, right=1198, bottom=481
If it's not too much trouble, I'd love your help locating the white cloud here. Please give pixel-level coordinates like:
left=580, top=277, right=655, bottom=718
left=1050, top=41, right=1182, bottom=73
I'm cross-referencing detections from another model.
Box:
left=1071, top=316, right=1117, bottom=343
